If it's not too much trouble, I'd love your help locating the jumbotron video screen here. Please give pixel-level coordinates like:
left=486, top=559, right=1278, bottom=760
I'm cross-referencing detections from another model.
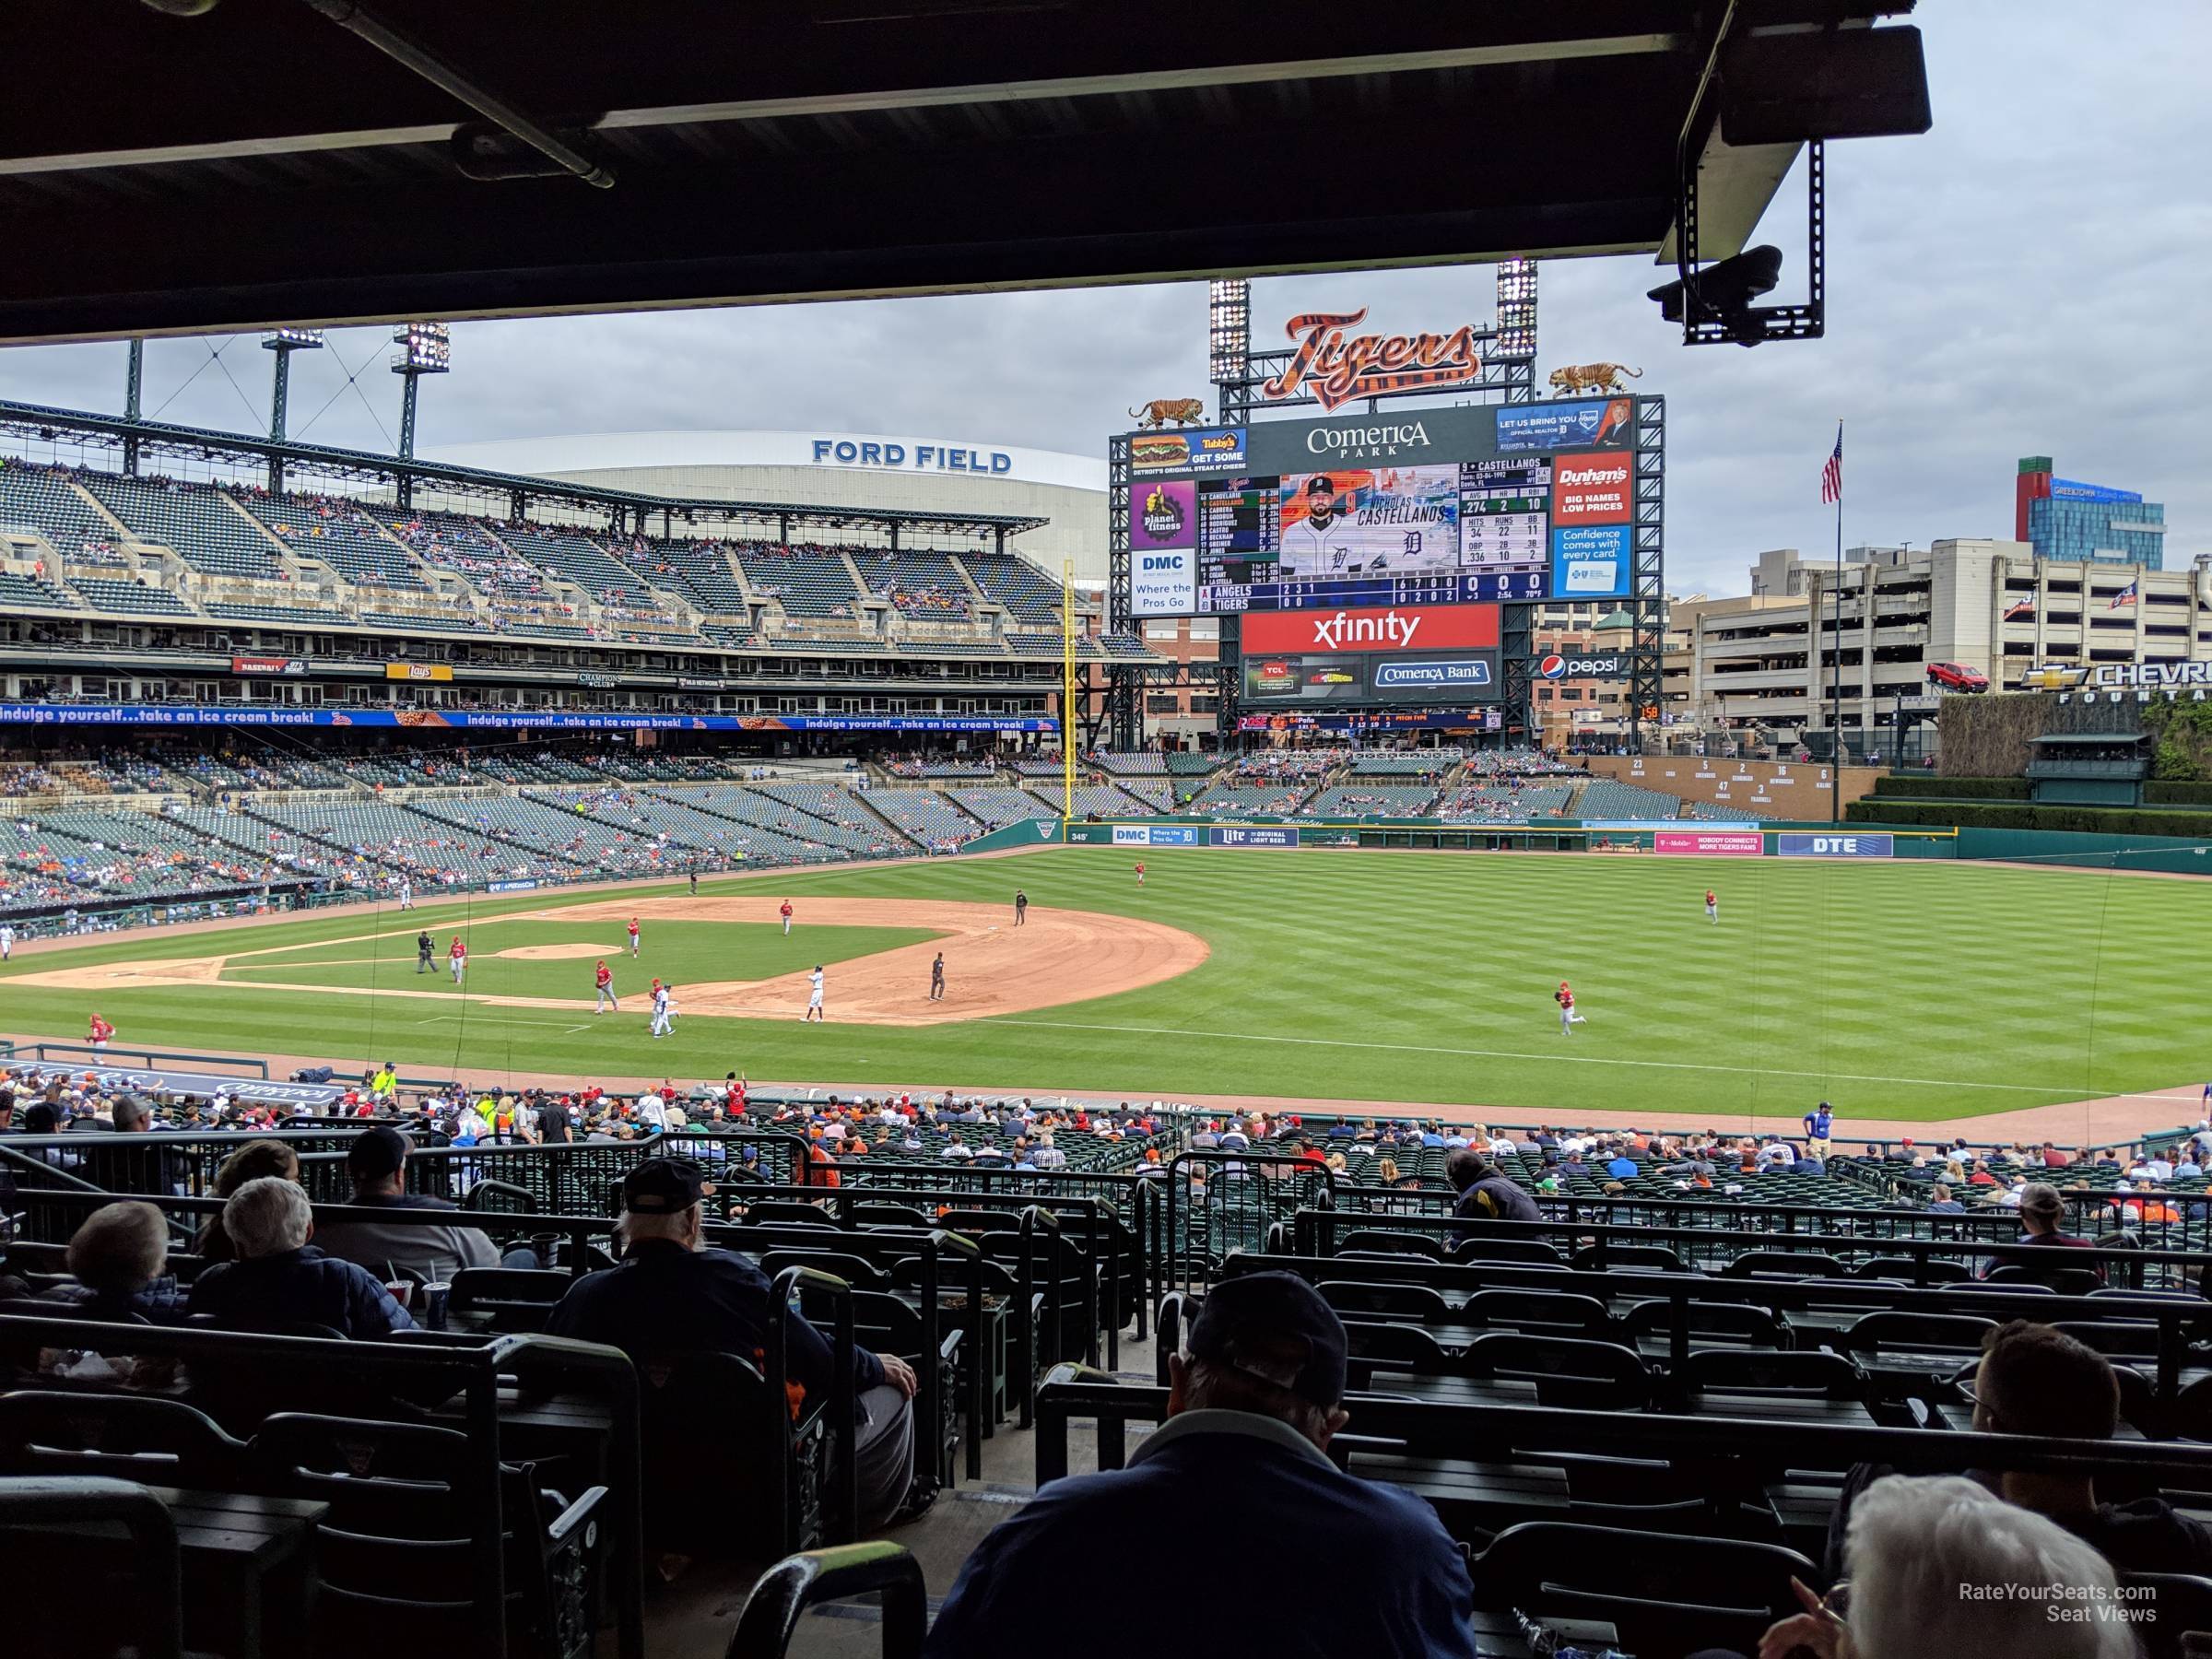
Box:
left=1124, top=396, right=1640, bottom=619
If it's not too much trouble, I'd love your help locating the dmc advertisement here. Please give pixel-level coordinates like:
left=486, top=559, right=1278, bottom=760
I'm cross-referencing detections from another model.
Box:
left=1131, top=427, right=1247, bottom=476
left=1550, top=523, right=1632, bottom=599
left=1210, top=825, right=1298, bottom=848
left=1240, top=602, right=1499, bottom=656
left=1130, top=478, right=1197, bottom=550
left=1131, top=546, right=1196, bottom=618
left=1494, top=398, right=1631, bottom=453
left=1111, top=825, right=1200, bottom=847
left=1653, top=831, right=1765, bottom=857
left=1776, top=832, right=1895, bottom=858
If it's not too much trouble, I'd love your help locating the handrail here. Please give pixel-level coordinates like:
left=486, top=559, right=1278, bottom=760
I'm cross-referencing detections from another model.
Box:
left=724, top=1542, right=926, bottom=1659
left=1033, top=1371, right=2212, bottom=1488
left=771, top=1265, right=858, bottom=1546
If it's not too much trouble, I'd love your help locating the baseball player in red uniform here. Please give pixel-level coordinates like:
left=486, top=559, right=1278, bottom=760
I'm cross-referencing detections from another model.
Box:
left=1705, top=888, right=1718, bottom=925
left=780, top=900, right=794, bottom=935
left=448, top=935, right=467, bottom=983
left=88, top=1013, right=114, bottom=1055
left=1555, top=980, right=1585, bottom=1034
left=594, top=959, right=617, bottom=1013
left=1135, top=861, right=1146, bottom=888
left=627, top=916, right=641, bottom=958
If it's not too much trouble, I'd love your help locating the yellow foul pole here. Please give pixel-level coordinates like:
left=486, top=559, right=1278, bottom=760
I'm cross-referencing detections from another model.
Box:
left=1061, top=559, right=1077, bottom=841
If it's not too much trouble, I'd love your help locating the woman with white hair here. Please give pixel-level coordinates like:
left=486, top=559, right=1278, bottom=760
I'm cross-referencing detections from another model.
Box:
left=183, top=1176, right=415, bottom=1338
left=1746, top=1474, right=2138, bottom=1659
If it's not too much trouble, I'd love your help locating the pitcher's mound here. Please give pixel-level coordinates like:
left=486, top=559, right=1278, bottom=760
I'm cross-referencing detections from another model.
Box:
left=494, top=943, right=612, bottom=961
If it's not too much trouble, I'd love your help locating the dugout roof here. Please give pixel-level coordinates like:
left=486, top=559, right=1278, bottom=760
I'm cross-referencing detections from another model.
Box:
left=4, top=0, right=1918, bottom=343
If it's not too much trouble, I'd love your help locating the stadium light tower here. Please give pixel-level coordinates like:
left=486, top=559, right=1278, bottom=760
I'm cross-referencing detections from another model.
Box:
left=261, top=327, right=324, bottom=492
left=390, top=321, right=451, bottom=508
left=1494, top=259, right=1537, bottom=361
left=1207, top=279, right=1251, bottom=424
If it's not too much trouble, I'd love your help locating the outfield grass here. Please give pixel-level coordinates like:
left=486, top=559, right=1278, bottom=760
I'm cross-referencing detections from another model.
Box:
left=3, top=848, right=2206, bottom=1121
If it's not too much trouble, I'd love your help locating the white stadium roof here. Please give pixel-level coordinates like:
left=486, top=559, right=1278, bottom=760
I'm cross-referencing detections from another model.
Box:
left=429, top=429, right=1107, bottom=495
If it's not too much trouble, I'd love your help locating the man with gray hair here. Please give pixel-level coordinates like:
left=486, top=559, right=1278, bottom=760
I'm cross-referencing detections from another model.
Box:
left=185, top=1176, right=414, bottom=1338
left=1761, top=1473, right=2136, bottom=1659
left=923, top=1272, right=1478, bottom=1658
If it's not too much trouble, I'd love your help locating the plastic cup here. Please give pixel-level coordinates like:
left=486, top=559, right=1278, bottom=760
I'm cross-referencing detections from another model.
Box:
left=384, top=1280, right=414, bottom=1312
left=421, top=1282, right=451, bottom=1331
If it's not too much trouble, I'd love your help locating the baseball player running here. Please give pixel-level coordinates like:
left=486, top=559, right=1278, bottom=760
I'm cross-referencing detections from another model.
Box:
left=1555, top=980, right=1586, bottom=1034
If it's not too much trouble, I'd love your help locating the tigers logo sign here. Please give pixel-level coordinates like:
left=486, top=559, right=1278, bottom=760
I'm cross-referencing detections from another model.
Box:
left=1261, top=307, right=1485, bottom=412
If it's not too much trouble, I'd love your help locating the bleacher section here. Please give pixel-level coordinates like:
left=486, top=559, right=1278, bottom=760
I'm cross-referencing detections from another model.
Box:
left=865, top=788, right=985, bottom=850
left=231, top=491, right=430, bottom=593
left=960, top=552, right=1063, bottom=626
left=1576, top=780, right=1693, bottom=820
left=0, top=464, right=124, bottom=558
left=858, top=550, right=973, bottom=620
left=79, top=473, right=283, bottom=579
left=1302, top=782, right=1442, bottom=818
left=734, top=544, right=864, bottom=618
left=1436, top=782, right=1575, bottom=823
left=68, top=576, right=194, bottom=615
left=948, top=786, right=1058, bottom=830
left=0, top=572, right=76, bottom=611
left=1187, top=782, right=1312, bottom=818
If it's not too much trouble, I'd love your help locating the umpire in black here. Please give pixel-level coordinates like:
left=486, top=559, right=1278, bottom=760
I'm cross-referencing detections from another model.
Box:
left=415, top=929, right=434, bottom=974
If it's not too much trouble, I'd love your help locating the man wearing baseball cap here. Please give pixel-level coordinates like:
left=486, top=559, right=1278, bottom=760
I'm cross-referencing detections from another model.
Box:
left=924, top=1271, right=1477, bottom=1658
left=547, top=1158, right=922, bottom=1529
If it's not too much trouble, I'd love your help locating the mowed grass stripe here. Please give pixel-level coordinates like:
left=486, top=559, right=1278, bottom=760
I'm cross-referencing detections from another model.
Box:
left=1, top=848, right=2206, bottom=1120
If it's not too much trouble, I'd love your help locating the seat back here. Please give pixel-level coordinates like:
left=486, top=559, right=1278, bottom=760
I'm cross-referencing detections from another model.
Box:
left=1451, top=1237, right=1565, bottom=1266
left=2052, top=1320, right=2163, bottom=1359
left=1676, top=1348, right=1866, bottom=1403
left=1463, top=1288, right=1611, bottom=1338
left=1460, top=1333, right=1651, bottom=1409
left=0, top=1391, right=251, bottom=1488
left=1851, top=1255, right=1971, bottom=1283
left=764, top=1249, right=892, bottom=1289
left=1340, top=1319, right=1453, bottom=1380
left=1720, top=1251, right=1846, bottom=1280
left=1471, top=1521, right=1820, bottom=1656
left=634, top=1350, right=822, bottom=1559
left=1838, top=1311, right=1996, bottom=1360
left=744, top=1201, right=850, bottom=1229
left=1317, top=1279, right=1453, bottom=1324
left=1338, top=1230, right=1448, bottom=1260
left=1620, top=1299, right=1784, bottom=1347
left=852, top=1203, right=930, bottom=1230
left=1985, top=1263, right=2104, bottom=1296
left=0, top=1476, right=185, bottom=1659
left=1571, top=1242, right=1688, bottom=1273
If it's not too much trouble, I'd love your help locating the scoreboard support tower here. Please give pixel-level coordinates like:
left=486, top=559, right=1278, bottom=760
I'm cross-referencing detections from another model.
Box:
left=1630, top=397, right=1667, bottom=752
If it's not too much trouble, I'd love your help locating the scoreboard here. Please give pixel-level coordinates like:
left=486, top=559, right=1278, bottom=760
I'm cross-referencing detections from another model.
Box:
left=1125, top=399, right=1638, bottom=618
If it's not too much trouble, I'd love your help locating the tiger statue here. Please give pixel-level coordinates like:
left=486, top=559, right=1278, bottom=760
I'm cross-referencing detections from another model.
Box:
left=1127, top=397, right=1206, bottom=429
left=1547, top=363, right=1643, bottom=396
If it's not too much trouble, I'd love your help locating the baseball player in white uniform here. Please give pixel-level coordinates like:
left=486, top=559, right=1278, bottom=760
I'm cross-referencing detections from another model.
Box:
left=0, top=923, right=14, bottom=961
left=650, top=982, right=675, bottom=1038
left=804, top=965, right=825, bottom=1022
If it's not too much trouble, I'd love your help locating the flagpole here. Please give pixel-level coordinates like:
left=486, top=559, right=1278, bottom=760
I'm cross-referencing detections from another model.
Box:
left=1830, top=420, right=1843, bottom=825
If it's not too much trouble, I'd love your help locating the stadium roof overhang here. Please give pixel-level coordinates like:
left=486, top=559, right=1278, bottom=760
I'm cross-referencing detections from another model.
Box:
left=1, top=0, right=1918, bottom=344
left=0, top=401, right=1050, bottom=538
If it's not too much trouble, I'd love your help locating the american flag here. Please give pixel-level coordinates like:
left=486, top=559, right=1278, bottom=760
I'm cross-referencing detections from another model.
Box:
left=2110, top=581, right=2138, bottom=610
left=1819, top=429, right=1843, bottom=505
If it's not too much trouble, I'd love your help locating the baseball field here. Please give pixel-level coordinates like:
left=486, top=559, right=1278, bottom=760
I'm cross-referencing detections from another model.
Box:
left=2, top=846, right=2206, bottom=1125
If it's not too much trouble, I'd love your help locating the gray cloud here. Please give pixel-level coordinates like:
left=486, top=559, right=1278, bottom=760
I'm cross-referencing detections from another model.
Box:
left=2, top=1, right=2203, bottom=598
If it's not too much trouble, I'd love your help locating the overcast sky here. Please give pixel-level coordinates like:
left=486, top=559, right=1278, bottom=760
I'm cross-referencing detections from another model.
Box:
left=3, top=2, right=2205, bottom=597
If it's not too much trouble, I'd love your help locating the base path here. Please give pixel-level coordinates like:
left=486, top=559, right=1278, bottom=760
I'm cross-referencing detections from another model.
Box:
left=547, top=896, right=1206, bottom=1025
left=11, top=896, right=1208, bottom=1030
